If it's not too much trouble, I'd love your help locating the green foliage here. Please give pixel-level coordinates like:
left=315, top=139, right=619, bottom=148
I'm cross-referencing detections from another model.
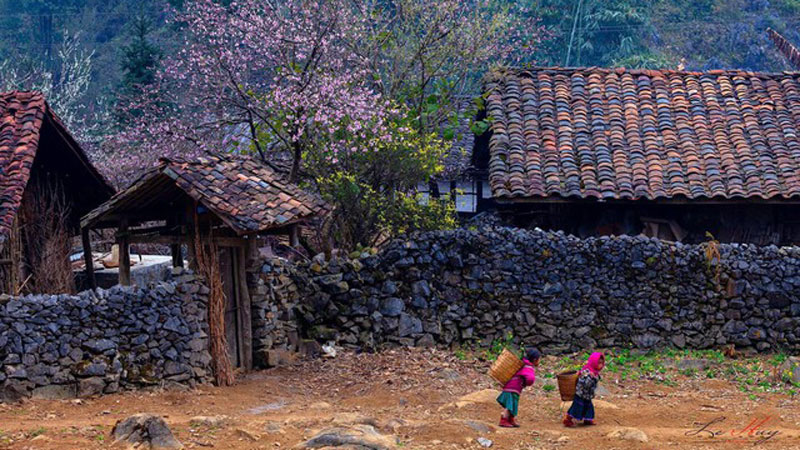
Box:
left=543, top=384, right=556, bottom=393
left=530, top=0, right=661, bottom=67
left=769, top=352, right=788, bottom=367
left=381, top=193, right=458, bottom=236
left=483, top=331, right=516, bottom=361
left=309, top=107, right=457, bottom=250
left=317, top=172, right=457, bottom=250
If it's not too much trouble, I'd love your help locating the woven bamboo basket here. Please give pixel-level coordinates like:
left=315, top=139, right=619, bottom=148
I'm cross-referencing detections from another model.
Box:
left=488, top=348, right=524, bottom=385
left=557, top=370, right=579, bottom=401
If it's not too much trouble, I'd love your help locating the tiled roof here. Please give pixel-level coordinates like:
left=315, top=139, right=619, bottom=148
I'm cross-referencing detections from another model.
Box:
left=83, top=155, right=328, bottom=234
left=0, top=91, right=113, bottom=238
left=484, top=67, right=800, bottom=201
left=768, top=28, right=800, bottom=70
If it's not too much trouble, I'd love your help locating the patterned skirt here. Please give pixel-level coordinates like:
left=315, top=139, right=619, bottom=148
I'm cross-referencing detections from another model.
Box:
left=567, top=395, right=595, bottom=421
left=496, top=391, right=520, bottom=417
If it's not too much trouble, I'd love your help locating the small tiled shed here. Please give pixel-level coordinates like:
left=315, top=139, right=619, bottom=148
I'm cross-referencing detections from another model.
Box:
left=81, top=155, right=327, bottom=368
left=472, top=66, right=800, bottom=245
left=0, top=91, right=114, bottom=294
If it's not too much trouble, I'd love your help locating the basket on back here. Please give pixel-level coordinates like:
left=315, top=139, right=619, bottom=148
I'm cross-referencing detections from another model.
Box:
left=557, top=370, right=579, bottom=401
left=488, top=348, right=524, bottom=385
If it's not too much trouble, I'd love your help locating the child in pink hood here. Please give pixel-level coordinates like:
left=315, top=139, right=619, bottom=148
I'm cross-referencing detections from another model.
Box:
left=497, top=348, right=540, bottom=428
left=563, top=352, right=605, bottom=427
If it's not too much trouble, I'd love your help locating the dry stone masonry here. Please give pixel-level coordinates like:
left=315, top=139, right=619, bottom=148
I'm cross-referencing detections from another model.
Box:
left=0, top=269, right=211, bottom=402
left=266, top=227, right=800, bottom=355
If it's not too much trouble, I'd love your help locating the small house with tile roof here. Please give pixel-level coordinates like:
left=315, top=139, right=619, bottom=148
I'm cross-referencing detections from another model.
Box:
left=472, top=66, right=800, bottom=245
left=0, top=91, right=114, bottom=294
left=81, top=154, right=328, bottom=369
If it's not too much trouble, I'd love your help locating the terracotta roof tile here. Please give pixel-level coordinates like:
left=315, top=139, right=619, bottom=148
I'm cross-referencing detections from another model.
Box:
left=484, top=67, right=800, bottom=201
left=83, top=155, right=328, bottom=234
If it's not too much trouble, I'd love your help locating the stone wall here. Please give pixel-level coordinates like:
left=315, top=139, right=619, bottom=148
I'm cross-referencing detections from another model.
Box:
left=265, top=227, right=800, bottom=354
left=250, top=259, right=307, bottom=366
left=0, top=269, right=212, bottom=401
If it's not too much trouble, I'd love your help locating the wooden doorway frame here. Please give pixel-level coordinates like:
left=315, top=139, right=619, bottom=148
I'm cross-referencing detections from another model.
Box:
left=218, top=242, right=253, bottom=370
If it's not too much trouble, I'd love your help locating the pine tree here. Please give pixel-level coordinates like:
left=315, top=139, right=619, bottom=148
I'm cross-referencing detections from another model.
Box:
left=115, top=15, right=162, bottom=126
left=120, top=15, right=161, bottom=92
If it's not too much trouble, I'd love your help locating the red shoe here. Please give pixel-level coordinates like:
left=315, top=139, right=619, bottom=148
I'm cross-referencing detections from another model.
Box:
left=509, top=416, right=521, bottom=428
left=584, top=420, right=595, bottom=426
left=562, top=414, right=575, bottom=428
left=499, top=416, right=514, bottom=428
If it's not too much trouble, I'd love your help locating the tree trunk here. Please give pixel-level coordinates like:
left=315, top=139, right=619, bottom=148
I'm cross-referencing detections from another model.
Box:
left=290, top=141, right=302, bottom=183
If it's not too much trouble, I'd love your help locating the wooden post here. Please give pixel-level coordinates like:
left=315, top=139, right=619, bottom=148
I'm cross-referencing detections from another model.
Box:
left=168, top=217, right=184, bottom=268
left=118, top=218, right=131, bottom=286
left=289, top=224, right=300, bottom=248
left=236, top=245, right=253, bottom=370
left=186, top=202, right=197, bottom=270
left=81, top=227, right=96, bottom=290
left=171, top=244, right=183, bottom=268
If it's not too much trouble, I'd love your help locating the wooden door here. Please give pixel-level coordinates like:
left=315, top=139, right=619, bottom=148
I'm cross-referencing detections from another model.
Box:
left=219, top=248, right=241, bottom=367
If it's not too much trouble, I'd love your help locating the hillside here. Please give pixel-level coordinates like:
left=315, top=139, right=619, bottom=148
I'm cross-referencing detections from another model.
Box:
left=1, top=0, right=800, bottom=151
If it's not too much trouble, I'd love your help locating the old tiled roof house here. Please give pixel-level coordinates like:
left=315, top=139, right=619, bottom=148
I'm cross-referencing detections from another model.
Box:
left=472, top=67, right=800, bottom=244
left=0, top=91, right=114, bottom=294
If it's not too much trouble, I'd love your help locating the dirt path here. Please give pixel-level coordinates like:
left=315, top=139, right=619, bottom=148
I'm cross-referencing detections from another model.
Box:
left=0, top=349, right=799, bottom=449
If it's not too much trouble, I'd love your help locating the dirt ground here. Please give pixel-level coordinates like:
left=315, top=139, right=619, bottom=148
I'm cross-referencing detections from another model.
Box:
left=0, top=348, right=799, bottom=449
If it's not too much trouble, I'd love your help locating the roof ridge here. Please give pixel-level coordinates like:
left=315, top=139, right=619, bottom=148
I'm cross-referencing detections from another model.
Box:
left=494, top=65, right=800, bottom=79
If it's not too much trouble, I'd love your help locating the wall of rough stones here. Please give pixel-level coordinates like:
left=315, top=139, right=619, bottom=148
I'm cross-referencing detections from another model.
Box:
left=264, top=227, right=800, bottom=355
left=0, top=269, right=212, bottom=401
left=250, top=259, right=311, bottom=366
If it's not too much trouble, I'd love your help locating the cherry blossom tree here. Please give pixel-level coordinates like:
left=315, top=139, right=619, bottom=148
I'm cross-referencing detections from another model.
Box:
left=112, top=0, right=388, bottom=184
left=112, top=0, right=542, bottom=181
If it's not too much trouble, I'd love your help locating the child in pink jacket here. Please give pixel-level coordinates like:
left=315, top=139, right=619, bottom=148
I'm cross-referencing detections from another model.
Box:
left=497, top=348, right=540, bottom=428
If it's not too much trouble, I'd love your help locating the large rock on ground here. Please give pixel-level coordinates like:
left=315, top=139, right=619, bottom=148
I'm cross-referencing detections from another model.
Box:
left=297, top=424, right=395, bottom=449
left=780, top=357, right=800, bottom=384
left=606, top=427, right=649, bottom=442
left=111, top=414, right=183, bottom=449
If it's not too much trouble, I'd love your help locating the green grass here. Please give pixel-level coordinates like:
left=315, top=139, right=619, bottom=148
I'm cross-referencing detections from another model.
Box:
left=481, top=331, right=516, bottom=362
left=543, top=384, right=556, bottom=393
left=455, top=344, right=797, bottom=398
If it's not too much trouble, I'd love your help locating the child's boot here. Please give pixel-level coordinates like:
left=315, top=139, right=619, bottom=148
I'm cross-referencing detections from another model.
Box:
left=509, top=416, right=520, bottom=427
left=562, top=414, right=575, bottom=428
left=499, top=415, right=514, bottom=428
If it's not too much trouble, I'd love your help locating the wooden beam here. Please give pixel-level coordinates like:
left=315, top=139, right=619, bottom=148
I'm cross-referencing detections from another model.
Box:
left=118, top=218, right=131, bottom=286
left=81, top=228, right=96, bottom=290
left=126, top=233, right=246, bottom=248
